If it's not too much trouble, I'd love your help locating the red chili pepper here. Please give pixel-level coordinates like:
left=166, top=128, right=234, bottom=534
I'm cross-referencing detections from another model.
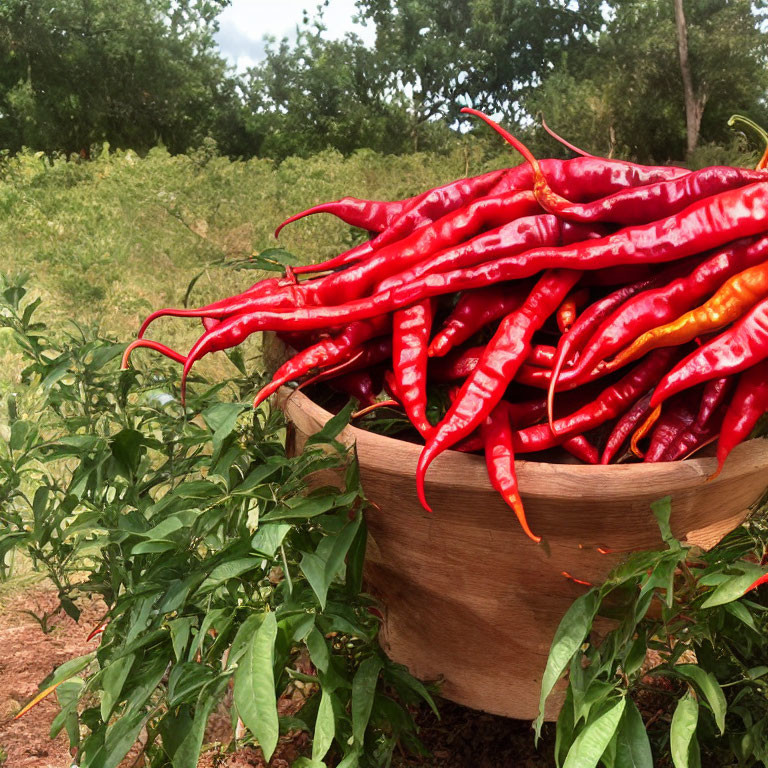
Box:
left=644, top=396, right=698, bottom=463
left=253, top=314, right=391, bottom=407
left=463, top=107, right=765, bottom=225
left=275, top=196, right=410, bottom=238
left=714, top=360, right=768, bottom=476
left=121, top=338, right=187, bottom=369
left=375, top=216, right=602, bottom=295
left=329, top=371, right=378, bottom=408
left=600, top=391, right=654, bottom=464
left=371, top=170, right=507, bottom=250
left=488, top=156, right=689, bottom=202
left=416, top=269, right=581, bottom=511
left=650, top=296, right=768, bottom=410
left=555, top=235, right=768, bottom=393
left=291, top=239, right=375, bottom=276
left=430, top=343, right=556, bottom=383
left=392, top=299, right=435, bottom=436
left=300, top=337, right=392, bottom=390
left=482, top=401, right=538, bottom=542
left=512, top=348, right=677, bottom=453
left=562, top=435, right=599, bottom=464
left=427, top=284, right=527, bottom=357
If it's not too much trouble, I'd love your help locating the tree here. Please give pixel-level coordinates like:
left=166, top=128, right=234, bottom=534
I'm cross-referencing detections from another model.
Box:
left=241, top=15, right=452, bottom=158
left=355, top=0, right=605, bottom=148
left=0, top=0, right=246, bottom=155
left=526, top=0, right=768, bottom=164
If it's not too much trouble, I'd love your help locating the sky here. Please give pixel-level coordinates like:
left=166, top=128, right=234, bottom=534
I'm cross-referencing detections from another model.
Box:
left=215, top=0, right=376, bottom=72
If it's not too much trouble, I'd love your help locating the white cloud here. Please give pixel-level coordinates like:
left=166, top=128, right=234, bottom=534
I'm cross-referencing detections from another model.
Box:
left=215, top=0, right=375, bottom=72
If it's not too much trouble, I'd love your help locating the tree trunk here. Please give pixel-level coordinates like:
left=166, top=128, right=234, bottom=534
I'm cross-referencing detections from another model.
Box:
left=673, top=0, right=706, bottom=158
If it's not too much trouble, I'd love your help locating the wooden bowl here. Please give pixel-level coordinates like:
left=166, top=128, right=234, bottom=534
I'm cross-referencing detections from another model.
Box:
left=278, top=386, right=768, bottom=721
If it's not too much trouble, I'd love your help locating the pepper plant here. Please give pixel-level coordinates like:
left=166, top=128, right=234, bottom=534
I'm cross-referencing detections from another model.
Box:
left=0, top=273, right=436, bottom=768
left=542, top=496, right=768, bottom=767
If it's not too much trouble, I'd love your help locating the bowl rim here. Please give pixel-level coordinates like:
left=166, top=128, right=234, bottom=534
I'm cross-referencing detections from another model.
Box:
left=278, top=385, right=768, bottom=487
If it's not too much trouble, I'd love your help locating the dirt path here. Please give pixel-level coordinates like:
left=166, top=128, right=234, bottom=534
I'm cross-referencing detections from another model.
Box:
left=0, top=580, right=105, bottom=767
left=0, top=581, right=554, bottom=768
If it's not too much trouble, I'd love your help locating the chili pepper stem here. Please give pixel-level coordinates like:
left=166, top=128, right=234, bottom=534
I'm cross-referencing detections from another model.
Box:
left=541, top=116, right=595, bottom=158
left=351, top=400, right=401, bottom=419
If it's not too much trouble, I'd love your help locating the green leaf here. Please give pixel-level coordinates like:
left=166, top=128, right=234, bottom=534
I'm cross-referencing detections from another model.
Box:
left=202, top=402, right=247, bottom=457
left=233, top=611, right=279, bottom=761
left=351, top=656, right=383, bottom=748
left=614, top=699, right=653, bottom=768
left=252, top=523, right=292, bottom=558
left=168, top=663, right=217, bottom=707
left=536, top=591, right=600, bottom=739
left=169, top=618, right=195, bottom=662
left=312, top=689, right=335, bottom=763
left=562, top=697, right=626, bottom=768
left=100, top=654, right=135, bottom=721
left=198, top=557, right=262, bottom=592
left=301, top=516, right=361, bottom=609
left=701, top=563, right=767, bottom=608
left=305, top=627, right=330, bottom=674
left=674, top=665, right=726, bottom=735
left=670, top=693, right=699, bottom=768
left=305, top=398, right=355, bottom=448
left=651, top=496, right=679, bottom=549
left=723, top=600, right=758, bottom=632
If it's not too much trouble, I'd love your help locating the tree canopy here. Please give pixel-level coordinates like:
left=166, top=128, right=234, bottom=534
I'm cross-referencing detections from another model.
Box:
left=1, top=0, right=767, bottom=163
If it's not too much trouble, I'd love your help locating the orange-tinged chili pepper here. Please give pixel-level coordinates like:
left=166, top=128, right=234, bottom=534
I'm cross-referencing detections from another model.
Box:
left=611, top=259, right=768, bottom=369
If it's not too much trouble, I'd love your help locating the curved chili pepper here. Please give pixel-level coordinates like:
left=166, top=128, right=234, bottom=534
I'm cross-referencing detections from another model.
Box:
left=644, top=396, right=698, bottom=463
left=487, top=153, right=688, bottom=203
left=512, top=348, right=677, bottom=453
left=714, top=360, right=768, bottom=476
left=121, top=338, right=187, bottom=369
left=600, top=391, right=654, bottom=464
left=463, top=108, right=764, bottom=226
left=305, top=189, right=540, bottom=305
left=562, top=435, right=599, bottom=464
left=611, top=258, right=768, bottom=368
left=427, top=284, right=528, bottom=358
left=546, top=263, right=693, bottom=430
left=430, top=343, right=557, bottom=383
left=650, top=296, right=768, bottom=410
left=663, top=386, right=728, bottom=462
left=292, top=239, right=375, bottom=276
left=482, top=401, right=538, bottom=542
left=275, top=196, right=410, bottom=239
left=375, top=216, right=601, bottom=295
left=541, top=117, right=595, bottom=158
left=416, top=270, right=582, bottom=511
left=299, top=338, right=392, bottom=390
left=555, top=235, right=768, bottom=394
left=392, top=299, right=435, bottom=436
left=253, top=314, right=391, bottom=407
left=556, top=288, right=590, bottom=334
left=371, top=169, right=507, bottom=250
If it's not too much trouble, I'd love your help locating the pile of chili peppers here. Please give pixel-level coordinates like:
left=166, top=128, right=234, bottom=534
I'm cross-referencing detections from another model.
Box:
left=124, top=110, right=768, bottom=543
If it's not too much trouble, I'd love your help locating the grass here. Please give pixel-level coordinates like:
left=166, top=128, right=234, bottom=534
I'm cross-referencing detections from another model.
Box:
left=0, top=142, right=510, bottom=390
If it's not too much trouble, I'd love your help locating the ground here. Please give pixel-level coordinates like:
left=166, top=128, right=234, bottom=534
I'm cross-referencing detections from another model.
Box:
left=0, top=581, right=557, bottom=768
